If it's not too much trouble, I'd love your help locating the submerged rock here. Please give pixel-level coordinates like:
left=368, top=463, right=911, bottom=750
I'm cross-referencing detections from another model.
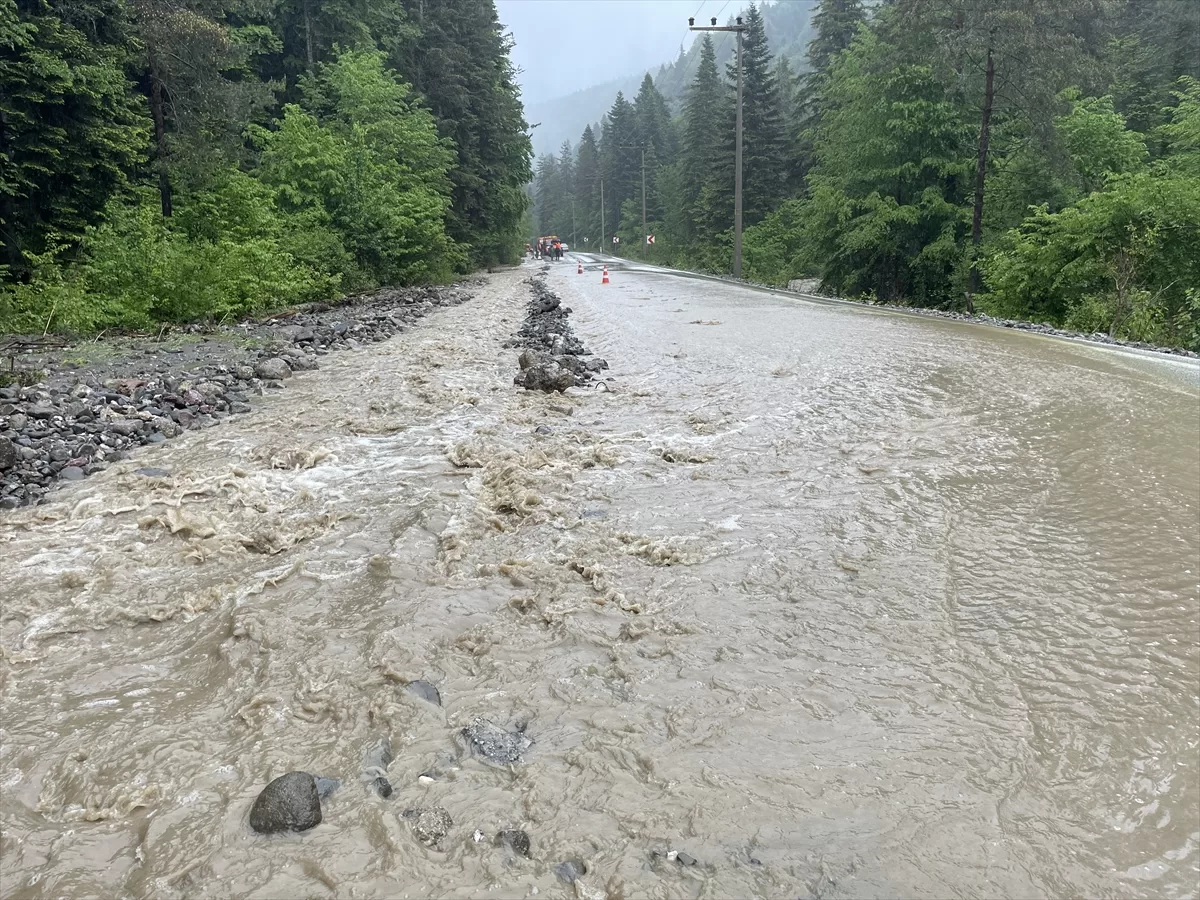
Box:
left=405, top=680, right=442, bottom=706
left=554, top=859, right=587, bottom=884
left=402, top=806, right=452, bottom=847
left=362, top=735, right=394, bottom=798
left=494, top=829, right=531, bottom=858
left=249, top=771, right=322, bottom=833
left=462, top=718, right=533, bottom=765
left=314, top=777, right=341, bottom=800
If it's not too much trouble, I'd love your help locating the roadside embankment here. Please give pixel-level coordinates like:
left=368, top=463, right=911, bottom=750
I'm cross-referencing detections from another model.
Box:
left=0, top=282, right=479, bottom=508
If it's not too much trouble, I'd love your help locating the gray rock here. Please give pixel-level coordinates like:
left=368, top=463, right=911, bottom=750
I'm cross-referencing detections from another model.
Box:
left=518, top=349, right=543, bottom=371
left=462, top=719, right=533, bottom=765
left=405, top=680, right=442, bottom=706
left=235, top=365, right=255, bottom=380
left=230, top=401, right=253, bottom=414
left=145, top=432, right=167, bottom=444
left=8, top=413, right=26, bottom=432
left=402, top=806, right=452, bottom=847
left=554, top=860, right=587, bottom=884
left=494, top=829, right=531, bottom=858
left=371, top=776, right=393, bottom=798
left=28, top=405, right=57, bottom=420
left=110, top=418, right=142, bottom=437
left=676, top=851, right=698, bottom=866
left=362, top=735, right=394, bottom=772
left=314, top=777, right=341, bottom=801
left=60, top=466, right=85, bottom=481
left=288, top=355, right=319, bottom=371
left=0, top=438, right=15, bottom=470
left=249, top=771, right=322, bottom=834
left=275, top=324, right=315, bottom=343
left=254, top=358, right=292, bottom=381
left=136, top=467, right=171, bottom=478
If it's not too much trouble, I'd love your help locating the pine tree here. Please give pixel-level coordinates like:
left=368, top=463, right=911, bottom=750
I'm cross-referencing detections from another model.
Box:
left=574, top=125, right=601, bottom=244
left=807, top=0, right=867, bottom=74
left=0, top=0, right=148, bottom=275
left=395, top=0, right=533, bottom=265
left=679, top=34, right=727, bottom=254
left=633, top=73, right=675, bottom=223
left=598, top=91, right=639, bottom=249
left=722, top=3, right=786, bottom=226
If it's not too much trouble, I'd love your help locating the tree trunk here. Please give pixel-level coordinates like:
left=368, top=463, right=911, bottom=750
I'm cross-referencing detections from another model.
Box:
left=967, top=45, right=994, bottom=313
left=148, top=55, right=172, bottom=218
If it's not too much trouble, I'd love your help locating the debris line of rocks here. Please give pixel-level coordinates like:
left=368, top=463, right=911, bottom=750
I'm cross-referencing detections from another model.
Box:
left=0, top=283, right=476, bottom=509
left=509, top=272, right=607, bottom=393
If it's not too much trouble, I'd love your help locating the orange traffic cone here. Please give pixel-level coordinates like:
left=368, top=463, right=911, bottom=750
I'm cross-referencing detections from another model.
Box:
left=601, top=265, right=609, bottom=285
left=577, top=260, right=583, bottom=275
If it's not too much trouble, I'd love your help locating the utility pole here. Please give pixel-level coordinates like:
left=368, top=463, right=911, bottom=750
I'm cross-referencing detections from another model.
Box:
left=600, top=178, right=605, bottom=253
left=621, top=143, right=648, bottom=258
left=689, top=15, right=746, bottom=278
left=571, top=198, right=577, bottom=249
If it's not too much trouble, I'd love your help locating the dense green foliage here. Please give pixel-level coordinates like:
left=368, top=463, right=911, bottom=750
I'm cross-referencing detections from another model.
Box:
left=0, top=0, right=531, bottom=333
left=533, top=0, right=1200, bottom=349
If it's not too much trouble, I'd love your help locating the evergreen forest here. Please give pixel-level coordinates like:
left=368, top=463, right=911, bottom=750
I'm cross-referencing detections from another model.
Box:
left=531, top=0, right=1200, bottom=350
left=1, top=0, right=533, bottom=333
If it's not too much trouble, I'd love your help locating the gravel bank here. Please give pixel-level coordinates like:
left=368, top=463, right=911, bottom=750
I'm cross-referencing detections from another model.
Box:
left=0, top=282, right=479, bottom=509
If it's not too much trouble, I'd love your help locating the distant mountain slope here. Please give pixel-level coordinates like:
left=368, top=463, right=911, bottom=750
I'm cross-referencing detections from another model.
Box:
left=527, top=0, right=820, bottom=156
left=526, top=73, right=645, bottom=157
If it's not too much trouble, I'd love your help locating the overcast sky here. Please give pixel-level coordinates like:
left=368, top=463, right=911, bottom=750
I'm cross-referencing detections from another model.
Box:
left=497, top=0, right=725, bottom=106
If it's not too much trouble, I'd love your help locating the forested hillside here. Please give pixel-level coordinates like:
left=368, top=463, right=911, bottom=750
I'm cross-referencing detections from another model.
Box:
left=533, top=0, right=1200, bottom=350
left=0, top=0, right=532, bottom=333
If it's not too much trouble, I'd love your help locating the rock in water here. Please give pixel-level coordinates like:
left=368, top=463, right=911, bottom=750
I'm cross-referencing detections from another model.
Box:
left=249, top=771, right=322, bottom=833
left=371, top=776, right=393, bottom=799
left=405, top=680, right=442, bottom=706
left=362, top=735, right=394, bottom=798
left=554, top=859, right=587, bottom=884
left=362, top=736, right=393, bottom=772
left=494, top=829, right=531, bottom=858
left=314, top=777, right=341, bottom=800
left=403, top=806, right=452, bottom=847
left=253, top=358, right=292, bottom=381
left=462, top=719, right=533, bottom=765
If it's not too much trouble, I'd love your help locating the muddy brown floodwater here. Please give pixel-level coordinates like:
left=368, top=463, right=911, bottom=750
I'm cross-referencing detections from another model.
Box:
left=1, top=261, right=1197, bottom=900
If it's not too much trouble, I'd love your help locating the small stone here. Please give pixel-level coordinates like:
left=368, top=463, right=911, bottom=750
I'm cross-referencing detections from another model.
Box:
left=676, top=851, right=697, bottom=866
left=405, top=680, right=442, bottom=706
left=554, top=860, right=587, bottom=884
left=145, top=432, right=167, bottom=443
left=402, top=806, right=452, bottom=847
left=8, top=413, right=26, bottom=432
left=28, top=405, right=56, bottom=420
left=230, top=401, right=252, bottom=414
left=110, top=418, right=142, bottom=437
left=135, top=467, right=170, bottom=478
left=371, top=776, right=393, bottom=799
left=534, top=425, right=553, bottom=435
left=254, top=358, right=292, bottom=381
left=462, top=719, right=533, bottom=766
left=60, top=466, right=85, bottom=481
left=495, top=829, right=531, bottom=858
left=249, top=771, right=322, bottom=834
left=0, top=438, right=16, bottom=470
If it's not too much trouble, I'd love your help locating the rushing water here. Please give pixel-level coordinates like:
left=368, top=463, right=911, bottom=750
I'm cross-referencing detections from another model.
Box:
left=1, top=261, right=1197, bottom=900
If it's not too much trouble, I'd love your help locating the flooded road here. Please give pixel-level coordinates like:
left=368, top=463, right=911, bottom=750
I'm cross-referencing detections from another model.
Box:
left=2, top=259, right=1197, bottom=899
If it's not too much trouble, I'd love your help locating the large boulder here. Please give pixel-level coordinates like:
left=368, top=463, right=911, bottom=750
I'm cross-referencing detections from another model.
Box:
left=253, top=358, right=292, bottom=381
left=249, top=771, right=322, bottom=834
